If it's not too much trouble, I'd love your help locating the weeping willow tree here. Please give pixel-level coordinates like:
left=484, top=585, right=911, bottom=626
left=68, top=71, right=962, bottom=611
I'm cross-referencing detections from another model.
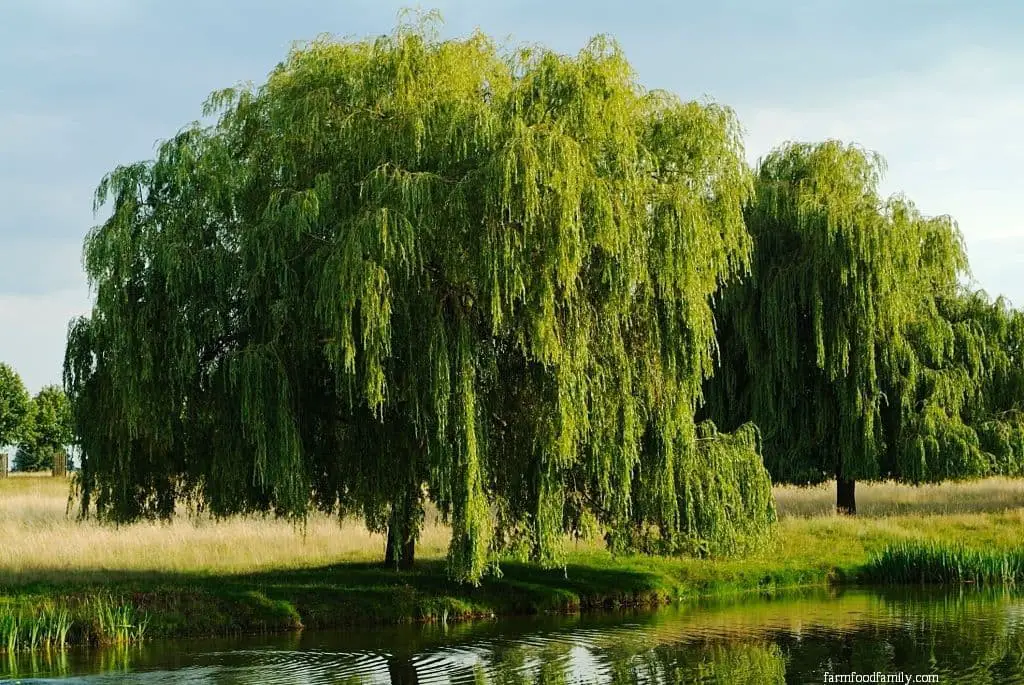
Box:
left=705, top=140, right=977, bottom=514
left=64, top=15, right=775, bottom=583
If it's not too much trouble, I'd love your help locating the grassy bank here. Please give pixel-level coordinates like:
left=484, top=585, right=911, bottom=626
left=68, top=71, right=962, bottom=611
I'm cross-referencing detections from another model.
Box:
left=2, top=474, right=1024, bottom=646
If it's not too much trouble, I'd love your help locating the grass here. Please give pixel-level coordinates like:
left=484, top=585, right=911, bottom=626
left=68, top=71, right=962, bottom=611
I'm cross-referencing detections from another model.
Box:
left=773, top=477, right=1024, bottom=517
left=1, top=604, right=72, bottom=653
left=0, top=473, right=451, bottom=579
left=3, top=473, right=1024, bottom=649
left=862, top=542, right=1024, bottom=586
left=0, top=595, right=150, bottom=654
left=91, top=596, right=150, bottom=646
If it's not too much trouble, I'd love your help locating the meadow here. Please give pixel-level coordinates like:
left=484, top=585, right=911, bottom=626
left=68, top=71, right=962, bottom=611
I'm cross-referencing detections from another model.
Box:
left=2, top=473, right=1024, bottom=644
left=0, top=473, right=451, bottom=580
left=5, top=474, right=1024, bottom=579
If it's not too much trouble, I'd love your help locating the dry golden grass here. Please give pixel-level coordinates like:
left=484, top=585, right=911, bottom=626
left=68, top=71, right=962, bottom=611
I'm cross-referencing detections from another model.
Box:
left=774, top=477, right=1024, bottom=518
left=3, top=474, right=1024, bottom=582
left=0, top=474, right=451, bottom=578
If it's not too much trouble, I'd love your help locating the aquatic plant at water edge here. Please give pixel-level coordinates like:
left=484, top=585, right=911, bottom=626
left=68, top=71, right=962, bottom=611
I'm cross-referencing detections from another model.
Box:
left=862, top=542, right=1024, bottom=586
left=91, top=597, right=149, bottom=646
left=0, top=604, right=73, bottom=653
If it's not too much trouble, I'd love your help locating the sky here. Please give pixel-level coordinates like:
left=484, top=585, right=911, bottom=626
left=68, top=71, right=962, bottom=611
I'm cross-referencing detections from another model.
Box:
left=1, top=0, right=1022, bottom=393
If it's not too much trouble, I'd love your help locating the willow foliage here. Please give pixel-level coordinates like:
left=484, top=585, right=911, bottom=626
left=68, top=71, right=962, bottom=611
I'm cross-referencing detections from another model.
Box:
left=706, top=142, right=966, bottom=496
left=707, top=140, right=1024, bottom=505
left=64, top=17, right=775, bottom=583
left=605, top=421, right=777, bottom=558
left=887, top=289, right=1024, bottom=481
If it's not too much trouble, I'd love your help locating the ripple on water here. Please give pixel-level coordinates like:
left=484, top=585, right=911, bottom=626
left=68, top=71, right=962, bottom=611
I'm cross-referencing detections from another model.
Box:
left=6, top=589, right=1024, bottom=684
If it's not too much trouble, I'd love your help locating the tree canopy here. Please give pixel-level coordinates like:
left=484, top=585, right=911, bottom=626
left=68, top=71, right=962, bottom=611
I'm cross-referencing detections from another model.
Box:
left=0, top=362, right=31, bottom=453
left=704, top=141, right=976, bottom=512
left=13, top=385, right=74, bottom=472
left=65, top=17, right=776, bottom=583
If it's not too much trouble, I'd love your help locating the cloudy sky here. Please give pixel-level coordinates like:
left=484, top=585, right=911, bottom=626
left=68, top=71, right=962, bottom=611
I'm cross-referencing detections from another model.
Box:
left=2, top=0, right=1022, bottom=392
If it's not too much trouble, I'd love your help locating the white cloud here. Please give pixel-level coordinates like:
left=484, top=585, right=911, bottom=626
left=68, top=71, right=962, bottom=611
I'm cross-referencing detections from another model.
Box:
left=738, top=48, right=1024, bottom=305
left=0, top=288, right=91, bottom=393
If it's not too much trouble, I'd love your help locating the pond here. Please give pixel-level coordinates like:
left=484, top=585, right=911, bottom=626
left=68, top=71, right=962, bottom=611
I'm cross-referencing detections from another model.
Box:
left=4, top=587, right=1024, bottom=684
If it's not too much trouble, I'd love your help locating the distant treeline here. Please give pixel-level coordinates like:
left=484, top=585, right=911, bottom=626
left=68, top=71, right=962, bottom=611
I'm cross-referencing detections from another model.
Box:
left=0, top=366, right=73, bottom=472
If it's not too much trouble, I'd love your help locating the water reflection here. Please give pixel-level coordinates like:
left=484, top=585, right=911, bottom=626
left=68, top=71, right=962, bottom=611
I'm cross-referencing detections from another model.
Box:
left=4, top=588, right=1024, bottom=684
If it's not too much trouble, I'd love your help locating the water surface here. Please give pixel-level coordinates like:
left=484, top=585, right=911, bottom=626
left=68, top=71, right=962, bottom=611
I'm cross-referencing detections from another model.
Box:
left=5, top=587, right=1024, bottom=684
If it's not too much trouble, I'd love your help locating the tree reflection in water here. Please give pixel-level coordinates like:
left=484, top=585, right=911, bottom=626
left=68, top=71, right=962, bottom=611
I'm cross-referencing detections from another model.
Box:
left=3, top=589, right=1024, bottom=684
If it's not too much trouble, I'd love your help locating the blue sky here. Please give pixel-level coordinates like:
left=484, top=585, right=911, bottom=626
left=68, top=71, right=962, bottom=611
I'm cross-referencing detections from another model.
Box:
left=2, top=0, right=1022, bottom=392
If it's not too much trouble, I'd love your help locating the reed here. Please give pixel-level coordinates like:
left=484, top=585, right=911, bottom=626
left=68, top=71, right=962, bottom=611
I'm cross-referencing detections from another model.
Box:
left=92, top=596, right=149, bottom=646
left=40, top=606, right=72, bottom=649
left=0, top=612, right=18, bottom=654
left=862, top=542, right=1024, bottom=586
left=0, top=597, right=148, bottom=654
left=0, top=604, right=73, bottom=653
left=5, top=475, right=1024, bottom=583
left=0, top=474, right=451, bottom=582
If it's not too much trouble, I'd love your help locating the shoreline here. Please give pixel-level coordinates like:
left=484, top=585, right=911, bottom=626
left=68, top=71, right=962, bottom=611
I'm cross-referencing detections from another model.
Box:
left=0, top=547, right=930, bottom=649
left=5, top=477, right=1024, bottom=650
left=1, top=561, right=839, bottom=650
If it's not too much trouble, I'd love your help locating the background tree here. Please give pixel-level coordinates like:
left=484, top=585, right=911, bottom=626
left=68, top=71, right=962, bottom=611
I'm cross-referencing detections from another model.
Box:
left=65, top=16, right=775, bottom=583
left=705, top=141, right=974, bottom=514
left=13, top=385, right=74, bottom=472
left=0, top=363, right=31, bottom=456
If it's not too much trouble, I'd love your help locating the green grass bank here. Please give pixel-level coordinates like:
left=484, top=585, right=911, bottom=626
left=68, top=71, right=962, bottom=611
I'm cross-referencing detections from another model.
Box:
left=3, top=476, right=1024, bottom=647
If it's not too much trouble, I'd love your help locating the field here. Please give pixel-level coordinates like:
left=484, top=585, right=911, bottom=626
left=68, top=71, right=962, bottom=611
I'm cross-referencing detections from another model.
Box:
left=0, top=473, right=450, bottom=580
left=5, top=474, right=1024, bottom=580
left=773, top=478, right=1024, bottom=517
left=2, top=473, right=1024, bottom=641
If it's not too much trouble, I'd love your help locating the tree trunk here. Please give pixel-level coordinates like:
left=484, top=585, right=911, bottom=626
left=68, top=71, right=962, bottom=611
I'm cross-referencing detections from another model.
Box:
left=836, top=477, right=856, bottom=515
left=384, top=474, right=420, bottom=571
left=385, top=523, right=416, bottom=570
left=385, top=526, right=396, bottom=567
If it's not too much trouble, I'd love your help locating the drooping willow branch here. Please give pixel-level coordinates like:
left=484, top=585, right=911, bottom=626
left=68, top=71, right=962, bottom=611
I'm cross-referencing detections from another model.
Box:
left=65, top=15, right=776, bottom=583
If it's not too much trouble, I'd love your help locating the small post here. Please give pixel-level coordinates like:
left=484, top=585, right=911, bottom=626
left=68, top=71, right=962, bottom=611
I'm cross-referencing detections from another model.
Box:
left=0, top=453, right=8, bottom=479
left=52, top=450, right=67, bottom=478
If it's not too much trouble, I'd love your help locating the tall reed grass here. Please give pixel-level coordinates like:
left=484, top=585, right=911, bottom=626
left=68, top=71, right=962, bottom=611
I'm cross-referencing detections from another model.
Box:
left=862, top=542, right=1024, bottom=586
left=6, top=475, right=1024, bottom=583
left=0, top=596, right=150, bottom=654
left=92, top=596, right=150, bottom=646
left=0, top=604, right=72, bottom=653
left=774, top=477, right=1024, bottom=518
